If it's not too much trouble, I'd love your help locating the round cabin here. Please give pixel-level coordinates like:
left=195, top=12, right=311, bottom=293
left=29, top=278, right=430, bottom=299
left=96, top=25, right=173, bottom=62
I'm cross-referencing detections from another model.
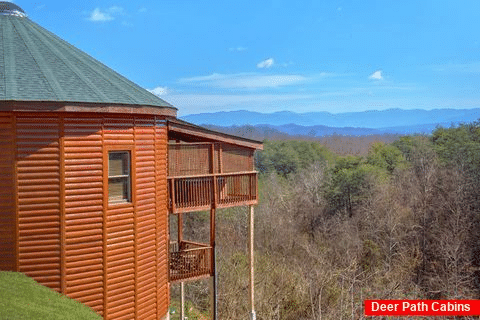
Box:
left=0, top=2, right=174, bottom=319
left=0, top=2, right=262, bottom=319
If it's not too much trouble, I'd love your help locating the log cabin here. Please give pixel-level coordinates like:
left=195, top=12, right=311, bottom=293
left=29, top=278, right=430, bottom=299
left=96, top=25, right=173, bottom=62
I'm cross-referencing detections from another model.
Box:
left=0, top=2, right=262, bottom=319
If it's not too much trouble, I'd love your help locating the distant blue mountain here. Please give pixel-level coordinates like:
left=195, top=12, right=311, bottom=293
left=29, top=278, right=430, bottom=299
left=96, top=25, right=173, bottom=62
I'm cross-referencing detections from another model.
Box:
left=181, top=108, right=480, bottom=129
left=181, top=108, right=480, bottom=136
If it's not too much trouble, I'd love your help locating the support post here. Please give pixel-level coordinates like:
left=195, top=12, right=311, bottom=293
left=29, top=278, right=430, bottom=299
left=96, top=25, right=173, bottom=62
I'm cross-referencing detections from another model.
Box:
left=180, top=282, right=185, bottom=320
left=170, top=178, right=176, bottom=213
left=249, top=205, right=256, bottom=320
left=209, top=272, right=217, bottom=320
left=178, top=212, right=183, bottom=244
left=210, top=208, right=217, bottom=320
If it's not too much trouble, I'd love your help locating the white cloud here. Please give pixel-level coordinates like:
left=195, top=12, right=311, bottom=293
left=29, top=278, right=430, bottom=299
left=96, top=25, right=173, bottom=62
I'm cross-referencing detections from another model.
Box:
left=281, top=61, right=294, bottom=67
left=88, top=6, right=124, bottom=22
left=107, top=6, right=124, bottom=14
left=369, top=70, right=383, bottom=80
left=89, top=8, right=113, bottom=22
left=257, top=58, right=275, bottom=69
left=229, top=46, right=248, bottom=52
left=433, top=62, right=480, bottom=73
left=179, top=72, right=306, bottom=89
left=148, top=86, right=170, bottom=96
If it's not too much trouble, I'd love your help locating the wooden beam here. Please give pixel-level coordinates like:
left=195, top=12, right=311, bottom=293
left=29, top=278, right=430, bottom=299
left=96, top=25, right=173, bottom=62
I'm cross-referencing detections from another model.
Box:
left=170, top=178, right=176, bottom=213
left=168, top=170, right=257, bottom=180
left=210, top=207, right=217, bottom=319
left=218, top=144, right=223, bottom=174
left=211, top=145, right=218, bottom=209
left=178, top=212, right=183, bottom=244
left=209, top=208, right=215, bottom=263
left=249, top=205, right=256, bottom=320
left=210, top=143, right=215, bottom=174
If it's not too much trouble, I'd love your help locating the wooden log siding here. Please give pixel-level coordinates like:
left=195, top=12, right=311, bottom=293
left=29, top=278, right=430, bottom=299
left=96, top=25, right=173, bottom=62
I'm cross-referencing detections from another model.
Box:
left=16, top=116, right=61, bottom=291
left=134, top=118, right=159, bottom=320
left=0, top=112, right=170, bottom=320
left=155, top=120, right=169, bottom=320
left=0, top=115, right=15, bottom=271
left=64, top=117, right=104, bottom=315
left=104, top=117, right=136, bottom=320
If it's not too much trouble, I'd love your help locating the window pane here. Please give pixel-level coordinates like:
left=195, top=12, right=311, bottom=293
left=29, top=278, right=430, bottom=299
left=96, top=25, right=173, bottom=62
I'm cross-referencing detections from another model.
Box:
left=109, top=177, right=130, bottom=203
left=108, top=151, right=131, bottom=203
left=109, top=152, right=129, bottom=176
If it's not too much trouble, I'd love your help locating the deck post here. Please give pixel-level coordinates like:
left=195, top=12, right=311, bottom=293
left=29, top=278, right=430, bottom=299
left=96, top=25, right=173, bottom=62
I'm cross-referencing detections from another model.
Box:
left=210, top=207, right=217, bottom=320
left=249, top=205, right=256, bottom=320
left=210, top=143, right=218, bottom=320
left=178, top=212, right=183, bottom=244
left=180, top=281, right=185, bottom=320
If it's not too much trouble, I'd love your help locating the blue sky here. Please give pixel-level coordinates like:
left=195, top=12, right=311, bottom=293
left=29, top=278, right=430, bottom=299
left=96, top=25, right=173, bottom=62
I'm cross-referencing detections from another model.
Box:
left=14, top=0, right=480, bottom=116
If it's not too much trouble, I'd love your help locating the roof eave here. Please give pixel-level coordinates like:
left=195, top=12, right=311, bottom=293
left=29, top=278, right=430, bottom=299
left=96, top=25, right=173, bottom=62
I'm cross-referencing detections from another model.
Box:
left=167, top=119, right=263, bottom=150
left=0, top=100, right=178, bottom=117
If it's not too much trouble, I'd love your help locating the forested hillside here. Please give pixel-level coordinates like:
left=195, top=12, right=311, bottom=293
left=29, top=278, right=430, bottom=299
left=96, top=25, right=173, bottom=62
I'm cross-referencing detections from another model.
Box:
left=204, top=123, right=400, bottom=155
left=173, top=121, right=480, bottom=319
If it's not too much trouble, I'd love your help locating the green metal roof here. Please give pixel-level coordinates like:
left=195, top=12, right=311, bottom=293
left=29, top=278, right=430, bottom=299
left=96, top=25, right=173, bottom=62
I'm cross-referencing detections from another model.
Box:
left=0, top=4, right=174, bottom=109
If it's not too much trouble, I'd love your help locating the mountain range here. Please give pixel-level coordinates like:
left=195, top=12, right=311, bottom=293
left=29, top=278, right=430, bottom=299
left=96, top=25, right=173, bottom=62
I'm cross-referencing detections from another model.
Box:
left=180, top=108, right=480, bottom=136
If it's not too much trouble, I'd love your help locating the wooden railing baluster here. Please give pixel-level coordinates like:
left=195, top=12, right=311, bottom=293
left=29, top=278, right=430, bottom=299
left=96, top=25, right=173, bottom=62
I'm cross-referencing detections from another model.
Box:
left=169, top=241, right=213, bottom=282
left=167, top=172, right=258, bottom=213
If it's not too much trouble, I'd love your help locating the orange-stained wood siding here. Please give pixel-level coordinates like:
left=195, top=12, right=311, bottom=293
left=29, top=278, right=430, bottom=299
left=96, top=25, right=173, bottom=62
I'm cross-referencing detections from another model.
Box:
left=64, top=116, right=104, bottom=316
left=135, top=118, right=158, bottom=319
left=0, top=115, right=15, bottom=271
left=16, top=116, right=61, bottom=291
left=155, top=120, right=169, bottom=318
left=2, top=112, right=170, bottom=320
left=104, top=117, right=136, bottom=320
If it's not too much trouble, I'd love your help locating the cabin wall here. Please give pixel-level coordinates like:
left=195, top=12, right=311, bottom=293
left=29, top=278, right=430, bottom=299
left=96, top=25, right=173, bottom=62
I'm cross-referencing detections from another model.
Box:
left=64, top=116, right=104, bottom=314
left=103, top=117, right=136, bottom=319
left=135, top=118, right=158, bottom=319
left=0, top=115, right=15, bottom=271
left=155, top=120, right=169, bottom=319
left=0, top=112, right=169, bottom=320
left=16, top=116, right=62, bottom=291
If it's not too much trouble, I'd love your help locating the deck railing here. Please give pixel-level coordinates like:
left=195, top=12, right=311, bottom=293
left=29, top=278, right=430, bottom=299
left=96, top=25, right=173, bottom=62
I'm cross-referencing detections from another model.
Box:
left=169, top=241, right=212, bottom=282
left=168, top=172, right=258, bottom=213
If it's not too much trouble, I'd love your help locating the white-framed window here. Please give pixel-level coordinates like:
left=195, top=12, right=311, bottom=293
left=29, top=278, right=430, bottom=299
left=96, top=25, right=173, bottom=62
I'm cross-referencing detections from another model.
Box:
left=108, top=151, right=131, bottom=203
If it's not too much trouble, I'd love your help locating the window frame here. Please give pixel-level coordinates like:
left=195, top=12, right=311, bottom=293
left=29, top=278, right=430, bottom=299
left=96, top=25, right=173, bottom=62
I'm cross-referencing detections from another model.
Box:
left=105, top=145, right=134, bottom=206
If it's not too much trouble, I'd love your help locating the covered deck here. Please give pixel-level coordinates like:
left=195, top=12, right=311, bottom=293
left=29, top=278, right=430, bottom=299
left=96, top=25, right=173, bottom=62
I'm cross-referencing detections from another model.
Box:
left=168, top=142, right=258, bottom=213
left=166, top=120, right=262, bottom=283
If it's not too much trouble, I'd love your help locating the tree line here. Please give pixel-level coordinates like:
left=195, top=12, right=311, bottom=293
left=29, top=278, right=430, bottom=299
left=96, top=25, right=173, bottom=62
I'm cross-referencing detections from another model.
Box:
left=175, top=121, right=480, bottom=319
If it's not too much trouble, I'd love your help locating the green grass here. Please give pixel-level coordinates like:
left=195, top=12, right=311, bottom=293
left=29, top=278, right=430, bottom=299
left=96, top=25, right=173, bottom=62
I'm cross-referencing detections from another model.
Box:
left=169, top=299, right=210, bottom=320
left=0, top=271, right=101, bottom=320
